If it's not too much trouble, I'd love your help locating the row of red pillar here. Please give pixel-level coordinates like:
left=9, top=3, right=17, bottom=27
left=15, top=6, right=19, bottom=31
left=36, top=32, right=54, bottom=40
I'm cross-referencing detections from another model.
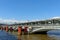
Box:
left=18, top=26, right=28, bottom=35
left=0, top=26, right=28, bottom=35
left=0, top=26, right=8, bottom=32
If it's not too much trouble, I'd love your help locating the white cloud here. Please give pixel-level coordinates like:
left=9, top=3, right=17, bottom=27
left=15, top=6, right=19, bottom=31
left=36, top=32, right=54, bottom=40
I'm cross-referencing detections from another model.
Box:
left=0, top=19, right=19, bottom=24
left=0, top=17, right=59, bottom=24
left=0, top=18, right=30, bottom=24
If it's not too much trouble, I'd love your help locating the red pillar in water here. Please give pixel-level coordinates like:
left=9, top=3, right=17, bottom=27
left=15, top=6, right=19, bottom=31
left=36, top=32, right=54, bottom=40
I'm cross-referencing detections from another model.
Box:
left=6, top=26, right=8, bottom=32
left=1, top=27, right=3, bottom=30
left=18, top=26, right=22, bottom=35
left=24, top=26, right=28, bottom=34
left=3, top=27, right=6, bottom=30
left=10, top=27, right=13, bottom=32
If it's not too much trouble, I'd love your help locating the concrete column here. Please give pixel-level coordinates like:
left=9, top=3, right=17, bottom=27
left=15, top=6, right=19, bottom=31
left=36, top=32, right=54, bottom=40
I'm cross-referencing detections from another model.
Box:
left=6, top=26, right=8, bottom=32
left=18, top=26, right=22, bottom=35
left=24, top=26, right=28, bottom=34
left=10, top=27, right=13, bottom=32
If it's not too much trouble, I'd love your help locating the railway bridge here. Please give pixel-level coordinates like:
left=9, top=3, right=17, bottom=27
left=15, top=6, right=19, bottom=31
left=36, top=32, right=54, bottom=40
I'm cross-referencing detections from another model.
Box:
left=1, top=17, right=60, bottom=33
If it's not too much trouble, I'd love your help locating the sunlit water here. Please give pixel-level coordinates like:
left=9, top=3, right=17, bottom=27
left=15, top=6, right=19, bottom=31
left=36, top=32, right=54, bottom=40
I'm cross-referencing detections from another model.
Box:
left=11, top=30, right=60, bottom=40
left=0, top=30, right=60, bottom=40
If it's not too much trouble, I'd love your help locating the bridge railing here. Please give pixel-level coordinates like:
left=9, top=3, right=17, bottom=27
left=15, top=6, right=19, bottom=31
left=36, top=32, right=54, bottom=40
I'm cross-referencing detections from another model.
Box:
left=28, top=24, right=60, bottom=31
left=28, top=24, right=60, bottom=27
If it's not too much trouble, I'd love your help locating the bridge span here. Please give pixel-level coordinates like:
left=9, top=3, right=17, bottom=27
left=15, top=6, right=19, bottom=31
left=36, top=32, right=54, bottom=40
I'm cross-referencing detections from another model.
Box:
left=1, top=17, right=60, bottom=33
left=30, top=24, right=60, bottom=33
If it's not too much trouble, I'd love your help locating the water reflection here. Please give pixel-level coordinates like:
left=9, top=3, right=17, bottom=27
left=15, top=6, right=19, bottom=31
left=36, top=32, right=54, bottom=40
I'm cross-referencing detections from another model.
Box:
left=17, top=34, right=51, bottom=40
left=0, top=30, right=17, bottom=40
left=12, top=32, right=52, bottom=40
left=10, top=30, right=60, bottom=40
left=47, top=30, right=60, bottom=40
left=17, top=35, right=21, bottom=40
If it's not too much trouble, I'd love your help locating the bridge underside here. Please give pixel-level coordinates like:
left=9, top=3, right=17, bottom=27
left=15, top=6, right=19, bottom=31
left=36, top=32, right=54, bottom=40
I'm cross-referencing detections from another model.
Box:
left=31, top=29, right=60, bottom=34
left=30, top=25, right=60, bottom=33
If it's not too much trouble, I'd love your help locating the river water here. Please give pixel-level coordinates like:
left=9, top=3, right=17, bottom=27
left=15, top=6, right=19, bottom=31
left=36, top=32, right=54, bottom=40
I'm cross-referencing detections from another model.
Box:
left=19, top=34, right=51, bottom=40
left=10, top=31, right=60, bottom=40
left=0, top=30, right=17, bottom=40
left=0, top=30, right=60, bottom=40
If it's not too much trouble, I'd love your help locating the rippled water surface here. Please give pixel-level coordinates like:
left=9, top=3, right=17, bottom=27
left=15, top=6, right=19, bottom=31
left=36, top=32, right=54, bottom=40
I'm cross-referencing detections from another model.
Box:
left=11, top=31, right=60, bottom=40
left=0, top=30, right=60, bottom=40
left=0, top=30, right=17, bottom=40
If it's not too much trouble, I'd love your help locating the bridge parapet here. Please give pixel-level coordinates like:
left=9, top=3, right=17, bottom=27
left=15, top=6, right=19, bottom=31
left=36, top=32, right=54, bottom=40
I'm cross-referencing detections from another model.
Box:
left=29, top=24, right=60, bottom=33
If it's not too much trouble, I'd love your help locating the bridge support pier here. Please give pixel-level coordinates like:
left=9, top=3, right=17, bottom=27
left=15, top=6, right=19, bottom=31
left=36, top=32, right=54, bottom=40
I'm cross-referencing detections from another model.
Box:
left=18, top=26, right=22, bottom=35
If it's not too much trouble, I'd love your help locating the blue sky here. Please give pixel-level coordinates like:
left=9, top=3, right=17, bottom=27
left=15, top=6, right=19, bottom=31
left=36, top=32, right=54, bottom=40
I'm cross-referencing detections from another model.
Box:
left=0, top=0, right=60, bottom=20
